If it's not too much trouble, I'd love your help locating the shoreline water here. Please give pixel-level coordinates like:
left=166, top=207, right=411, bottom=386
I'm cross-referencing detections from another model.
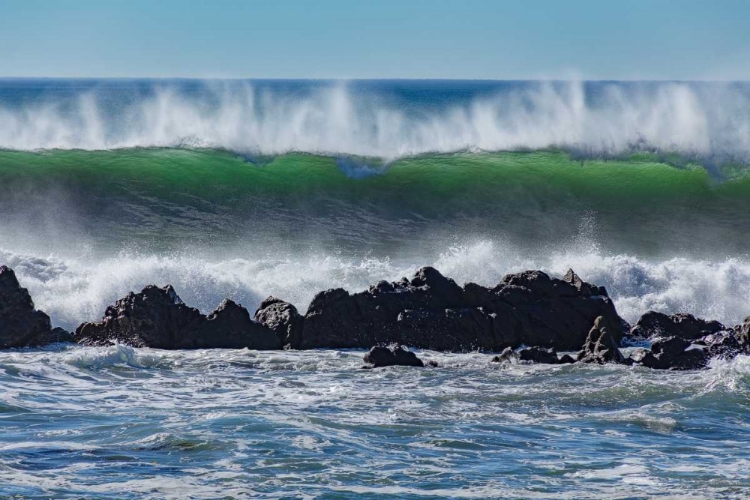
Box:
left=2, top=344, right=749, bottom=499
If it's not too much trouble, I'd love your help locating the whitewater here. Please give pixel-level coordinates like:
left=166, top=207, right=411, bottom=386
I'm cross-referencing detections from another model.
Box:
left=2, top=79, right=750, bottom=498
left=1, top=78, right=749, bottom=159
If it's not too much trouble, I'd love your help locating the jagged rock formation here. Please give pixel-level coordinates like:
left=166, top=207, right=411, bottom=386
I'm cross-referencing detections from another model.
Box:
left=0, top=266, right=70, bottom=348
left=75, top=285, right=279, bottom=349
left=630, top=311, right=725, bottom=340
left=300, top=267, right=625, bottom=351
left=2, top=263, right=749, bottom=372
left=578, top=316, right=625, bottom=364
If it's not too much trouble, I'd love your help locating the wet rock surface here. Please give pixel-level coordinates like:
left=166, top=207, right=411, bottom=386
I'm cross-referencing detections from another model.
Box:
left=517, top=346, right=566, bottom=364
left=363, top=344, right=426, bottom=368
left=629, top=336, right=709, bottom=370
left=0, top=266, right=63, bottom=348
left=254, top=296, right=304, bottom=348
left=578, top=316, right=625, bottom=364
left=301, top=267, right=625, bottom=351
left=1, top=263, right=749, bottom=372
left=630, top=311, right=725, bottom=341
left=75, top=286, right=278, bottom=349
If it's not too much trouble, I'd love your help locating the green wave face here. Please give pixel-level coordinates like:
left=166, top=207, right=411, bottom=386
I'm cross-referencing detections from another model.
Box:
left=1, top=148, right=748, bottom=257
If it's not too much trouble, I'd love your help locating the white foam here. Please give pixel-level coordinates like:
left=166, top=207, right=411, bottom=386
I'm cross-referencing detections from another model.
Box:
left=0, top=81, right=748, bottom=159
left=3, top=239, right=749, bottom=331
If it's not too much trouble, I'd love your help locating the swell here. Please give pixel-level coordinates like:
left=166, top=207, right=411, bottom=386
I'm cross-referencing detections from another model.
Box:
left=1, top=148, right=749, bottom=255
left=3, top=148, right=750, bottom=331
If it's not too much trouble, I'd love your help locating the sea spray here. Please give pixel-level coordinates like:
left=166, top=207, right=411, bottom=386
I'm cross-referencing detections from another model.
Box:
left=1, top=80, right=750, bottom=161
left=4, top=241, right=750, bottom=332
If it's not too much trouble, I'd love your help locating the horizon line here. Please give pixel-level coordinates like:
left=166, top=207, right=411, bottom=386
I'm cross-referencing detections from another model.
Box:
left=1, top=76, right=750, bottom=84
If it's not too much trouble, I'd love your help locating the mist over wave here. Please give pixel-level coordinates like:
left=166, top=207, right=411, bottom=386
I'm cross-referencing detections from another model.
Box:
left=4, top=240, right=750, bottom=332
left=1, top=80, right=750, bottom=160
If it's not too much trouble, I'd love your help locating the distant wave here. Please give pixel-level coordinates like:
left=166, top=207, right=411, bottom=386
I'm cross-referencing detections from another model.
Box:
left=1, top=80, right=750, bottom=160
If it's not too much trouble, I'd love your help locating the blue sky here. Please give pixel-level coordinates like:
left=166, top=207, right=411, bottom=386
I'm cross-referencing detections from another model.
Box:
left=1, top=0, right=748, bottom=80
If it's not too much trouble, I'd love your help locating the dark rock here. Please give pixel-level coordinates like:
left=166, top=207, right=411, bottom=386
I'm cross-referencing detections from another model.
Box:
left=738, top=317, right=750, bottom=346
left=29, top=327, right=74, bottom=346
left=75, top=286, right=277, bottom=349
left=187, top=299, right=281, bottom=350
left=300, top=267, right=627, bottom=352
left=517, top=346, right=562, bottom=364
left=394, top=307, right=503, bottom=352
left=484, top=269, right=627, bottom=350
left=630, top=336, right=709, bottom=370
left=75, top=285, right=204, bottom=348
left=491, top=346, right=516, bottom=363
left=630, top=311, right=724, bottom=340
left=0, top=266, right=57, bottom=348
left=254, top=296, right=303, bottom=348
left=363, top=344, right=425, bottom=368
left=559, top=354, right=577, bottom=364
left=701, top=330, right=746, bottom=359
left=577, top=316, right=625, bottom=364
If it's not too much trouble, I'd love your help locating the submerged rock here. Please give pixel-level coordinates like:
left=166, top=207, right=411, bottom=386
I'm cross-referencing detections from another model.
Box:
left=300, top=267, right=626, bottom=352
left=0, top=266, right=65, bottom=348
left=363, top=344, right=425, bottom=368
left=630, top=311, right=724, bottom=341
left=578, top=316, right=625, bottom=364
left=517, top=346, right=564, bottom=364
left=75, top=285, right=278, bottom=349
left=491, top=346, right=517, bottom=363
left=629, top=336, right=709, bottom=370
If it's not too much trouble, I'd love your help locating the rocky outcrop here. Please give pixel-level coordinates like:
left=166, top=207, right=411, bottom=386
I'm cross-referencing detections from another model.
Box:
left=0, top=266, right=69, bottom=348
left=75, top=285, right=203, bottom=348
left=5, top=261, right=750, bottom=373
left=254, top=296, right=304, bottom=348
left=577, top=316, right=625, bottom=364
left=75, top=285, right=278, bottom=349
left=187, top=299, right=281, bottom=349
left=363, top=344, right=425, bottom=368
left=299, top=267, right=626, bottom=351
left=629, top=336, right=709, bottom=370
left=630, top=311, right=725, bottom=340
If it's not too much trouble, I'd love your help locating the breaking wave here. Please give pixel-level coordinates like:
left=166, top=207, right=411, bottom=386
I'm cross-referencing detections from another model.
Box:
left=3, top=240, right=750, bottom=332
left=1, top=79, right=749, bottom=160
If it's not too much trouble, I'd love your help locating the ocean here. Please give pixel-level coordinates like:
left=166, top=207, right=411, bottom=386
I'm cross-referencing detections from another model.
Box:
left=1, top=79, right=750, bottom=498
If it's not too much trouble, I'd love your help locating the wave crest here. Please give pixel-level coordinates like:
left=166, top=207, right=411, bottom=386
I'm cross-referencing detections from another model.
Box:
left=1, top=80, right=749, bottom=160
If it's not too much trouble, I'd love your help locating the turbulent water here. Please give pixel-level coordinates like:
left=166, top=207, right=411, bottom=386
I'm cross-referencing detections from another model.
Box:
left=2, top=79, right=750, bottom=498
left=2, top=347, right=750, bottom=499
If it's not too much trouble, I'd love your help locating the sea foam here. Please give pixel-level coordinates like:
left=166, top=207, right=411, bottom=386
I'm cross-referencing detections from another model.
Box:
left=3, top=239, right=749, bottom=331
left=1, top=81, right=749, bottom=160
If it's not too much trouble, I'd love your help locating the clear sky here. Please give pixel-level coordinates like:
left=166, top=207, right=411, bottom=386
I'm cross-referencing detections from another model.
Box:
left=1, top=0, right=749, bottom=80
